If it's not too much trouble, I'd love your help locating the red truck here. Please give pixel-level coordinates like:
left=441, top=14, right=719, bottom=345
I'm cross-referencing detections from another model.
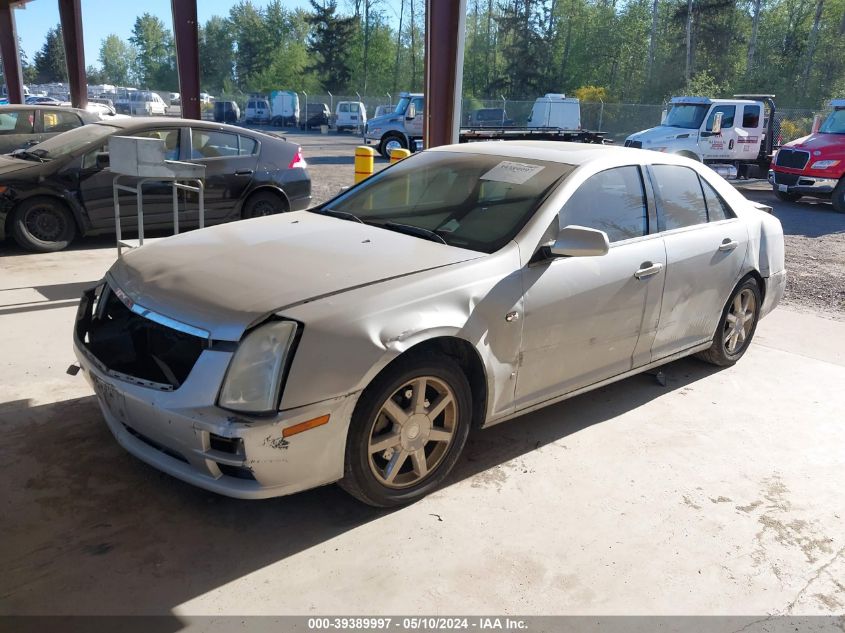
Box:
left=769, top=99, right=845, bottom=212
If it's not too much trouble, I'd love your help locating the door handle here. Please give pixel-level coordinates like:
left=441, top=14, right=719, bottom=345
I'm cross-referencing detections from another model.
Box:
left=718, top=239, right=739, bottom=252
left=234, top=169, right=254, bottom=176
left=634, top=262, right=664, bottom=279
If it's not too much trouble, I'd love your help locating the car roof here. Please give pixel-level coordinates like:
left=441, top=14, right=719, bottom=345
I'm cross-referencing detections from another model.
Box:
left=89, top=117, right=290, bottom=143
left=431, top=140, right=692, bottom=167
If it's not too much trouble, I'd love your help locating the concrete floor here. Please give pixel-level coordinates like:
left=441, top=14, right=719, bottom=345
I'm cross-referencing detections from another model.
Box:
left=2, top=211, right=844, bottom=617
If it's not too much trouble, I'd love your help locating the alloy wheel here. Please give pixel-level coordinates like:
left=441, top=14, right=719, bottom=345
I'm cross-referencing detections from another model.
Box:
left=723, top=288, right=757, bottom=354
left=367, top=376, right=457, bottom=489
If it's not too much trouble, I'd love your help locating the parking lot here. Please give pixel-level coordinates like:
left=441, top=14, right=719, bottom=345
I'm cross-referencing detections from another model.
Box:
left=1, top=134, right=844, bottom=617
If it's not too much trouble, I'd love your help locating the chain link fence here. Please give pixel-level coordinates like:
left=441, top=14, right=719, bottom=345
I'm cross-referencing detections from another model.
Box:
left=204, top=90, right=821, bottom=145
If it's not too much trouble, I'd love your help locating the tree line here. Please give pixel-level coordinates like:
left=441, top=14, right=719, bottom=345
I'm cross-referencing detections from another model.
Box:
left=5, top=0, right=844, bottom=108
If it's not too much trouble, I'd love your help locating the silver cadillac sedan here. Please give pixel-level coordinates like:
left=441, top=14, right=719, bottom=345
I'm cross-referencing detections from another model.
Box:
left=73, top=142, right=786, bottom=506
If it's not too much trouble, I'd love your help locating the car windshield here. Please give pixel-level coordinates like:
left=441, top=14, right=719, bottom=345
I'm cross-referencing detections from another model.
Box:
left=819, top=109, right=845, bottom=134
left=394, top=97, right=411, bottom=115
left=319, top=151, right=573, bottom=253
left=663, top=104, right=710, bottom=129
left=24, top=123, right=119, bottom=159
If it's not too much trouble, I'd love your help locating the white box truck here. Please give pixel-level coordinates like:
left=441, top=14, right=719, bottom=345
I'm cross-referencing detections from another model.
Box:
left=270, top=90, right=300, bottom=127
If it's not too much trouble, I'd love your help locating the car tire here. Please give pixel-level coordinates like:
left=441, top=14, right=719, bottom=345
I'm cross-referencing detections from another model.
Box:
left=831, top=178, right=845, bottom=213
left=774, top=187, right=802, bottom=203
left=339, top=353, right=472, bottom=507
left=11, top=197, right=76, bottom=253
left=696, top=276, right=762, bottom=367
left=379, top=133, right=407, bottom=159
left=241, top=190, right=289, bottom=219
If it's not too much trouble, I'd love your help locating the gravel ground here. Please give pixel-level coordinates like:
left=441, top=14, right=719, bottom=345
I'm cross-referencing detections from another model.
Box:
left=737, top=182, right=845, bottom=320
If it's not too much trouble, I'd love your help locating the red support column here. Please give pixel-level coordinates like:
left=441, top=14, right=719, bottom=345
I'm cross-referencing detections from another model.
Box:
left=171, top=0, right=201, bottom=120
left=0, top=1, right=25, bottom=104
left=57, top=0, right=87, bottom=108
left=424, top=0, right=467, bottom=148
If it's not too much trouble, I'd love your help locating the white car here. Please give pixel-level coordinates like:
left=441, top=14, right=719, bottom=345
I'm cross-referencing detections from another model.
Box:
left=73, top=142, right=785, bottom=507
left=335, top=101, right=367, bottom=132
left=128, top=91, right=167, bottom=116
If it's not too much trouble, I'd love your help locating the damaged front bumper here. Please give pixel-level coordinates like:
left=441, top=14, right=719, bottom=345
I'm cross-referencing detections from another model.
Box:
left=73, top=285, right=357, bottom=499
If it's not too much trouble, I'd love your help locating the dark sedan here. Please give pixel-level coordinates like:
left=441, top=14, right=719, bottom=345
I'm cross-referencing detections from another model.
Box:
left=0, top=118, right=311, bottom=252
left=0, top=104, right=102, bottom=154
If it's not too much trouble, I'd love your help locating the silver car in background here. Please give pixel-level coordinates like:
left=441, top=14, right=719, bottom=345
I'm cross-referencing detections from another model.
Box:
left=73, top=142, right=786, bottom=506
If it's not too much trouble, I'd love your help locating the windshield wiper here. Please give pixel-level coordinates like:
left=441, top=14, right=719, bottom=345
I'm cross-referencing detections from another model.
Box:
left=10, top=148, right=48, bottom=162
left=383, top=222, right=447, bottom=245
left=318, top=208, right=364, bottom=223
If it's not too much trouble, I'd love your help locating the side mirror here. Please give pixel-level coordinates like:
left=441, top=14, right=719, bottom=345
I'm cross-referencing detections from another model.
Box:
left=712, top=111, right=723, bottom=135
left=406, top=103, right=416, bottom=120
left=95, top=152, right=110, bottom=169
left=811, top=115, right=822, bottom=134
left=549, top=225, right=610, bottom=258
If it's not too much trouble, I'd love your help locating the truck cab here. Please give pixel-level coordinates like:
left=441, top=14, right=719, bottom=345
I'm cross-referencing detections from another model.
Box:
left=364, top=92, right=424, bottom=158
left=768, top=99, right=845, bottom=212
left=625, top=96, right=772, bottom=177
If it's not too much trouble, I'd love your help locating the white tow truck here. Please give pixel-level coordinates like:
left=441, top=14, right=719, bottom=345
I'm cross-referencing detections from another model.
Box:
left=624, top=95, right=777, bottom=178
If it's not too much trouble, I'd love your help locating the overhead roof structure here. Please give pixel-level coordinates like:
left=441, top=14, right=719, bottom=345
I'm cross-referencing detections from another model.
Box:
left=1, top=0, right=465, bottom=146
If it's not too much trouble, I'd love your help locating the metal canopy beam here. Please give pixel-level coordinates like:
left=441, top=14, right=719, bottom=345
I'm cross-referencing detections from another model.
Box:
left=57, top=0, right=87, bottom=108
left=0, top=2, right=25, bottom=104
left=171, top=0, right=201, bottom=120
left=424, top=0, right=467, bottom=148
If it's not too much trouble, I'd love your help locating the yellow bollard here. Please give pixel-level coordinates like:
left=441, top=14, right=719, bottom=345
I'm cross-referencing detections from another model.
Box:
left=354, top=146, right=375, bottom=184
left=389, top=148, right=411, bottom=164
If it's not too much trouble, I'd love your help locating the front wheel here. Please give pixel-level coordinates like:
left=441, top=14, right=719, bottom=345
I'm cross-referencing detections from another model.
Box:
left=774, top=187, right=802, bottom=203
left=11, top=197, right=76, bottom=252
left=379, top=133, right=407, bottom=159
left=696, top=277, right=762, bottom=367
left=831, top=178, right=845, bottom=213
left=340, top=354, right=472, bottom=507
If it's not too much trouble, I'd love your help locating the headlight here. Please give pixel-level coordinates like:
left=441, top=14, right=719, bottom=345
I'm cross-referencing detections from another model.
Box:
left=810, top=159, right=840, bottom=169
left=219, top=321, right=298, bottom=414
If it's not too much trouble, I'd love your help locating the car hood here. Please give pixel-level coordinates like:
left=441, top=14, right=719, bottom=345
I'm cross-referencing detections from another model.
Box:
left=626, top=126, right=698, bottom=145
left=782, top=133, right=845, bottom=154
left=0, top=154, right=42, bottom=176
left=108, top=211, right=484, bottom=341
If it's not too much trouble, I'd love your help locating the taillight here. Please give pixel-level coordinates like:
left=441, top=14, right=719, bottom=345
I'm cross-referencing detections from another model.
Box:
left=288, top=147, right=306, bottom=169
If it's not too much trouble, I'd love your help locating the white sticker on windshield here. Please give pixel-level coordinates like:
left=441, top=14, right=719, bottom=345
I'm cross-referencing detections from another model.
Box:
left=480, top=161, right=545, bottom=184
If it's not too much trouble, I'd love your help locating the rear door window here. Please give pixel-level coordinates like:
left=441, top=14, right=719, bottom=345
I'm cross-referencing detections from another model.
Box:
left=131, top=128, right=181, bottom=160
left=190, top=129, right=240, bottom=158
left=42, top=110, right=83, bottom=134
left=238, top=135, right=258, bottom=156
left=650, top=165, right=709, bottom=230
left=700, top=178, right=735, bottom=221
left=742, top=105, right=761, bottom=128
left=561, top=166, right=648, bottom=242
left=0, top=110, right=35, bottom=134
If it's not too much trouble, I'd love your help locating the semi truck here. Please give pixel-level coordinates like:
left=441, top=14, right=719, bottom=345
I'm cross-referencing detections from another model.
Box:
left=768, top=99, right=845, bottom=212
left=363, top=92, right=606, bottom=159
left=624, top=95, right=777, bottom=179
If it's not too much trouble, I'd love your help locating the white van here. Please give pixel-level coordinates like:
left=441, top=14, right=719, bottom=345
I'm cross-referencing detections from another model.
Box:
left=527, top=94, right=580, bottom=129
left=270, top=90, right=300, bottom=127
left=128, top=91, right=168, bottom=116
left=335, top=101, right=367, bottom=132
left=245, top=97, right=271, bottom=124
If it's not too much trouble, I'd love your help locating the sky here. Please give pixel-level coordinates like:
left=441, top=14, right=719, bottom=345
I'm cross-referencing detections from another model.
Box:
left=13, top=0, right=403, bottom=71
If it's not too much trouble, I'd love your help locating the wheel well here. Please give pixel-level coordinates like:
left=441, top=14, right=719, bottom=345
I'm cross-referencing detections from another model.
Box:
left=241, top=187, right=290, bottom=216
left=373, top=337, right=488, bottom=429
left=740, top=270, right=766, bottom=303
left=677, top=150, right=701, bottom=162
left=11, top=195, right=82, bottom=235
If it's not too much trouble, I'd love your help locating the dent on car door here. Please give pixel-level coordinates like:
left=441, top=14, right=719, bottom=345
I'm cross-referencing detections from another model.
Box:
left=648, top=164, right=748, bottom=358
left=188, top=128, right=259, bottom=221
left=515, top=165, right=666, bottom=411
